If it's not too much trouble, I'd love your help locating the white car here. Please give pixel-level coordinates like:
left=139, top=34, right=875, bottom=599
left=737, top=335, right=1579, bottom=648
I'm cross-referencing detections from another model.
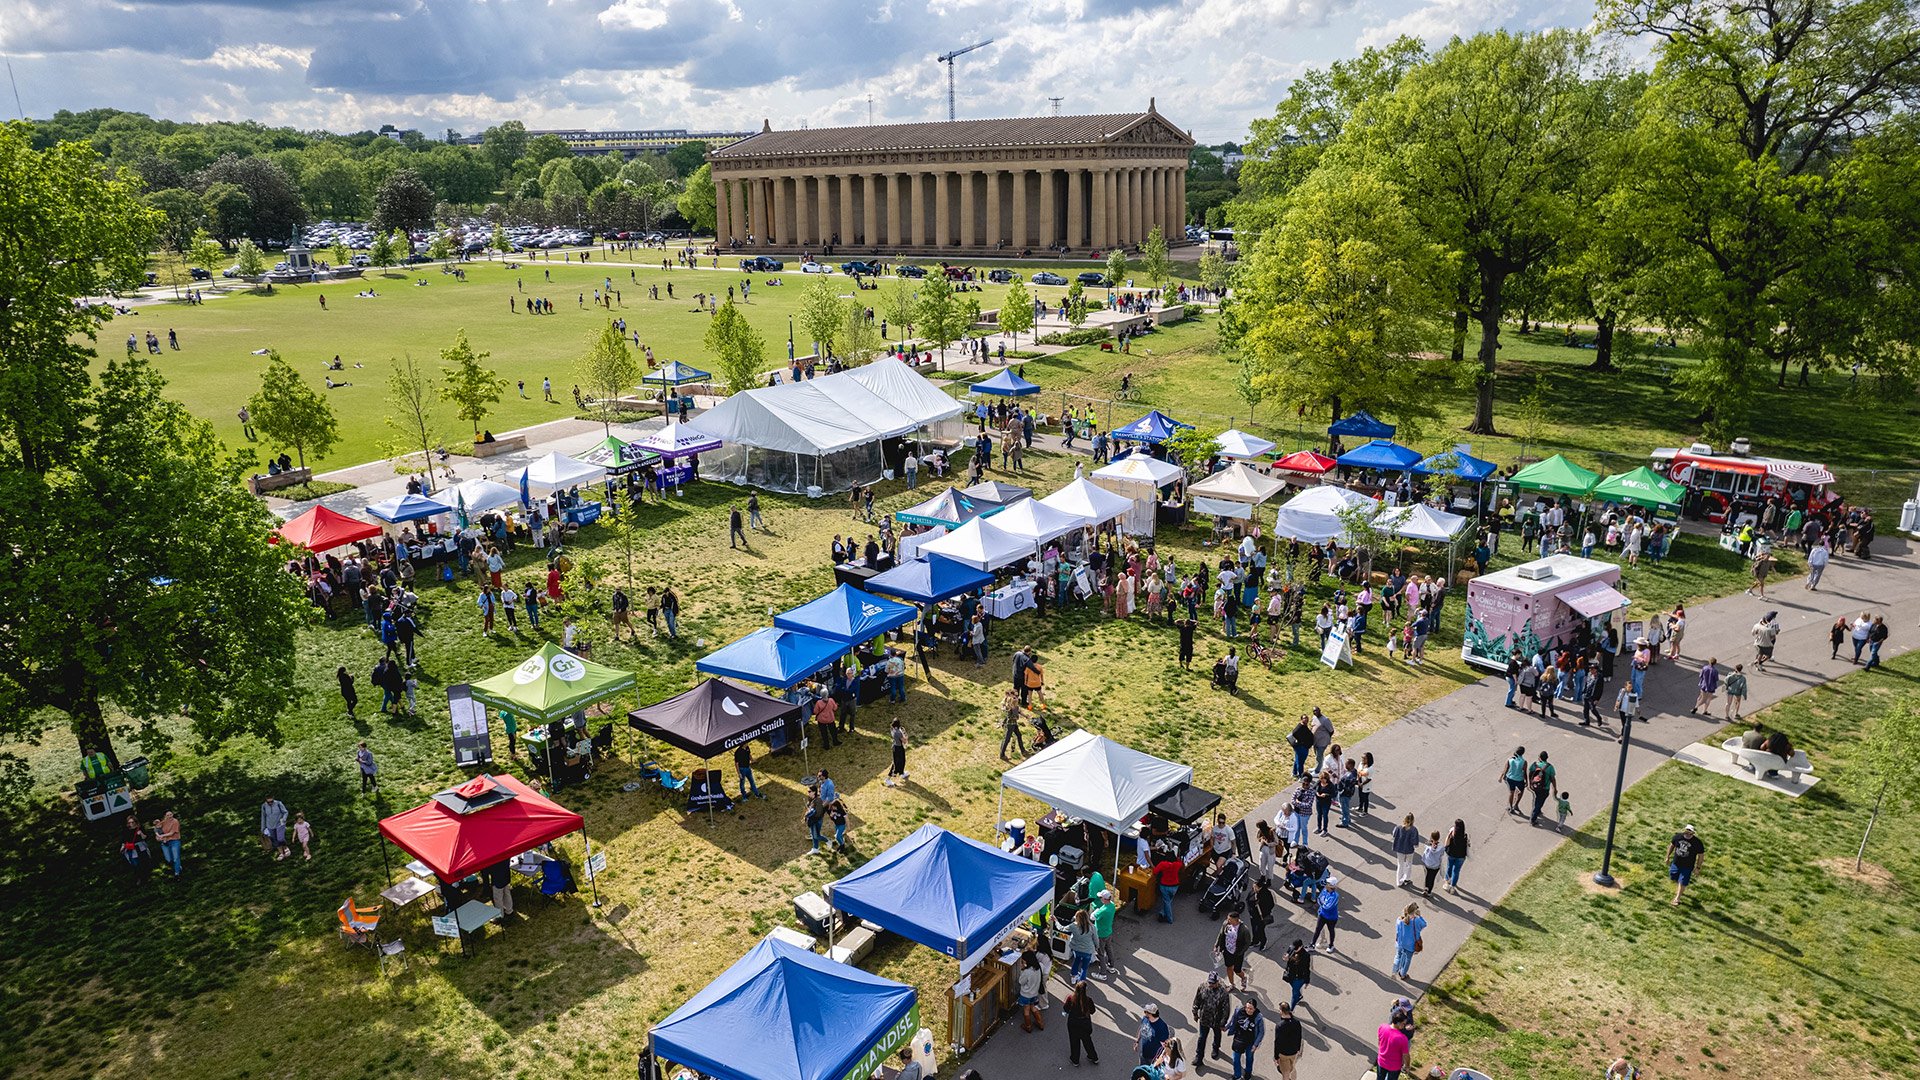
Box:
left=800, top=261, right=832, bottom=274
left=351, top=255, right=371, bottom=267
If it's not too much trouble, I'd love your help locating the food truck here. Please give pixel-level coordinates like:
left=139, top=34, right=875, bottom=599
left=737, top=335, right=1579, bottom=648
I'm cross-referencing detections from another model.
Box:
left=1650, top=442, right=1836, bottom=525
left=1461, top=554, right=1629, bottom=671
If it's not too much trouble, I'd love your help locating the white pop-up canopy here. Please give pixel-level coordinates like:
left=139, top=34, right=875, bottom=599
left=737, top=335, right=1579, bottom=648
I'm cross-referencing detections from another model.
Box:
left=1380, top=502, right=1470, bottom=543
left=1271, top=484, right=1378, bottom=544
left=1190, top=462, right=1286, bottom=505
left=520, top=451, right=604, bottom=492
left=989, top=498, right=1092, bottom=547
left=1215, top=429, right=1277, bottom=460
left=1039, top=478, right=1135, bottom=526
left=919, top=516, right=1034, bottom=571
left=451, top=477, right=522, bottom=514
left=998, top=729, right=1193, bottom=838
left=1092, top=454, right=1186, bottom=488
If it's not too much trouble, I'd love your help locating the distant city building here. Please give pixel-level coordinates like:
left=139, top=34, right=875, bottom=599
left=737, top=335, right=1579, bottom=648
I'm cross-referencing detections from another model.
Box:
left=453, top=128, right=751, bottom=158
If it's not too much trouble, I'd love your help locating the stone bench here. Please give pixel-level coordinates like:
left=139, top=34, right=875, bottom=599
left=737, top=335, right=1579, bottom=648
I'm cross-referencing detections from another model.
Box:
left=471, top=434, right=528, bottom=458
left=1721, top=737, right=1812, bottom=783
left=248, top=467, right=312, bottom=495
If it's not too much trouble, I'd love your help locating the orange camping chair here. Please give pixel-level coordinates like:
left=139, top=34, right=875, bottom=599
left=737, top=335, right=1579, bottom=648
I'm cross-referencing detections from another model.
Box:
left=337, top=897, right=383, bottom=947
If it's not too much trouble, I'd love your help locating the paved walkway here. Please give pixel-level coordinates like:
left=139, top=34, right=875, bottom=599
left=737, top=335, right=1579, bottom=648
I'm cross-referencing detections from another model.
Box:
left=963, top=536, right=1920, bottom=1079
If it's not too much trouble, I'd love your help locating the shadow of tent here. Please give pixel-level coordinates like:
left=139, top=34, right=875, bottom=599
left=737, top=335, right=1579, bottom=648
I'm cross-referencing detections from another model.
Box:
left=435, top=904, right=646, bottom=1034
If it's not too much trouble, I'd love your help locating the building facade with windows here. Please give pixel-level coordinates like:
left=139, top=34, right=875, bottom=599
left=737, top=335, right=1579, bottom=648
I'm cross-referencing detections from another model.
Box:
left=708, top=104, right=1194, bottom=254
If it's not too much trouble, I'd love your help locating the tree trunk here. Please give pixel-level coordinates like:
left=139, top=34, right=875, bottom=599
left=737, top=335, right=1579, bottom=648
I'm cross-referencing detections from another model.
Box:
left=1450, top=308, right=1470, bottom=365
left=69, top=696, right=119, bottom=771
left=1857, top=781, right=1887, bottom=871
left=1777, top=353, right=1791, bottom=388
left=1329, top=395, right=1343, bottom=431
left=1588, top=312, right=1617, bottom=373
left=1466, top=272, right=1504, bottom=435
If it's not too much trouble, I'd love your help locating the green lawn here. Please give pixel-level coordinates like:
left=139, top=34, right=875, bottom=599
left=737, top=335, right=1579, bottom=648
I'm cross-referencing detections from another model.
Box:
left=1417, top=652, right=1920, bottom=1080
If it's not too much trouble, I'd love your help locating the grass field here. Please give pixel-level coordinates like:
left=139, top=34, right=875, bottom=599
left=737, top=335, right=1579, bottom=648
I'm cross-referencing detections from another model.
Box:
left=0, top=427, right=1781, bottom=1080
left=1416, top=651, right=1920, bottom=1080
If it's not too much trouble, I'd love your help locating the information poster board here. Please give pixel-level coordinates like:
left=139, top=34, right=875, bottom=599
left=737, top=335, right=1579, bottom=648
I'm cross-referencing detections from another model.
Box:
left=1320, top=625, right=1353, bottom=669
left=448, top=684, right=492, bottom=766
left=431, top=914, right=460, bottom=939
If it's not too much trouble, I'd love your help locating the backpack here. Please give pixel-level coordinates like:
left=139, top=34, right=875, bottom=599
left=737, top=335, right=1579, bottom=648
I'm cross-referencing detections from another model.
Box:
left=1528, top=763, right=1550, bottom=793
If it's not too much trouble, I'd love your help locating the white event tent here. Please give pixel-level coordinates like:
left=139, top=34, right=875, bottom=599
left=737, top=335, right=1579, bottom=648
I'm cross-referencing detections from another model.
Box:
left=1380, top=503, right=1470, bottom=543
left=1215, top=429, right=1277, bottom=460
left=451, top=477, right=522, bottom=514
left=1039, top=478, right=1135, bottom=528
left=1271, top=484, right=1379, bottom=544
left=919, top=516, right=1034, bottom=572
left=1089, top=455, right=1185, bottom=536
left=989, top=498, right=1091, bottom=547
left=998, top=730, right=1193, bottom=878
left=519, top=452, right=604, bottom=493
left=1188, top=462, right=1286, bottom=520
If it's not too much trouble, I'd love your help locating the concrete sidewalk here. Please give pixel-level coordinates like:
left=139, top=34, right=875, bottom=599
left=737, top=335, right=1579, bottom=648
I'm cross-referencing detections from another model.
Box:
left=962, top=536, right=1920, bottom=1079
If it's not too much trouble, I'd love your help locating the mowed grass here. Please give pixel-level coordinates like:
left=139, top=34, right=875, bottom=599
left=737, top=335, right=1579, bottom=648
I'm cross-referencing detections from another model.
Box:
left=0, top=428, right=1779, bottom=1080
left=1415, top=651, right=1920, bottom=1080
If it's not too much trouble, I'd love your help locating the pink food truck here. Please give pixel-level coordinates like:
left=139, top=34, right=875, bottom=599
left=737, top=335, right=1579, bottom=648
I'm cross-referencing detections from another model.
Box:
left=1462, top=554, right=1629, bottom=671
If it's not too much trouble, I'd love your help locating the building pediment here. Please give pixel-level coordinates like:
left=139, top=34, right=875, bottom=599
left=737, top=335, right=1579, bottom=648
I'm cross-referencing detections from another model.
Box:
left=1105, top=113, right=1194, bottom=148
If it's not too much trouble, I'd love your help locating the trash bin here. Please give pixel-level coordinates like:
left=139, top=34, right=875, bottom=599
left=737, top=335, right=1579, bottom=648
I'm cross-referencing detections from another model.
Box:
left=122, top=756, right=151, bottom=789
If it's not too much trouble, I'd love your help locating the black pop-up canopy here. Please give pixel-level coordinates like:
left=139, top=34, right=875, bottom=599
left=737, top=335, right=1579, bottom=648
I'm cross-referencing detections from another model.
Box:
left=628, top=678, right=804, bottom=760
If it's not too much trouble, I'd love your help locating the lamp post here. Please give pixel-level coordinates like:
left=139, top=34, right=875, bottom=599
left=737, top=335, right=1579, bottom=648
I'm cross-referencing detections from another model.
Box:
left=1593, top=703, right=1635, bottom=887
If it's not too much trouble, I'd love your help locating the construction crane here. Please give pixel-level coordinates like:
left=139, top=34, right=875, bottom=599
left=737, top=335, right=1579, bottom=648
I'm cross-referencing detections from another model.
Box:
left=935, top=39, right=993, bottom=121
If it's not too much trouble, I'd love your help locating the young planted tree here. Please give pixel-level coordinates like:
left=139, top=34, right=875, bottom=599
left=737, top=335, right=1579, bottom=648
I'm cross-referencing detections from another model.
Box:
left=427, top=231, right=454, bottom=263
left=248, top=353, right=339, bottom=469
left=327, top=240, right=353, bottom=268
left=577, top=322, right=643, bottom=435
left=233, top=238, right=267, bottom=278
left=706, top=299, right=768, bottom=394
left=1197, top=249, right=1231, bottom=297
left=1165, top=425, right=1223, bottom=476
left=1065, top=280, right=1091, bottom=330
left=1105, top=249, right=1129, bottom=286
left=914, top=271, right=968, bottom=367
left=491, top=222, right=508, bottom=256
left=384, top=353, right=441, bottom=492
left=438, top=329, right=508, bottom=436
left=832, top=298, right=883, bottom=367
left=1140, top=226, right=1174, bottom=292
left=881, top=278, right=919, bottom=345
left=1850, top=701, right=1920, bottom=871
left=999, top=279, right=1036, bottom=346
left=187, top=229, right=224, bottom=283
left=368, top=232, right=396, bottom=276
left=798, top=275, right=841, bottom=358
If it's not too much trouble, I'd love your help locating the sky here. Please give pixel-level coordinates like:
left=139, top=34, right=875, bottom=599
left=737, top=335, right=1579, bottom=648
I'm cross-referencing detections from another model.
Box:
left=3, top=0, right=1596, bottom=145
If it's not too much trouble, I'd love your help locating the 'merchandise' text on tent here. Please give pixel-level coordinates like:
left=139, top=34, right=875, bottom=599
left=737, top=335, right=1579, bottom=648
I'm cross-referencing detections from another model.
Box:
left=649, top=934, right=919, bottom=1080
left=829, top=823, right=1053, bottom=974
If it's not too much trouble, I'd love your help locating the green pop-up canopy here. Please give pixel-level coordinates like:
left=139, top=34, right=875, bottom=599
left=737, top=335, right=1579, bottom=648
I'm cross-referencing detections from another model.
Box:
left=470, top=643, right=637, bottom=723
left=1593, top=466, right=1686, bottom=510
left=1508, top=454, right=1599, bottom=497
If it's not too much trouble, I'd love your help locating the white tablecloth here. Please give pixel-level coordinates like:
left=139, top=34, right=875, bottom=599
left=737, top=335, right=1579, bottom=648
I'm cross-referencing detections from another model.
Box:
left=983, top=580, right=1036, bottom=619
left=896, top=526, right=947, bottom=564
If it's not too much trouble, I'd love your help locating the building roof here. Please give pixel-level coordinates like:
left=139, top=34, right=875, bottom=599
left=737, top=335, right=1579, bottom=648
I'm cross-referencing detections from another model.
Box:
left=711, top=110, right=1191, bottom=160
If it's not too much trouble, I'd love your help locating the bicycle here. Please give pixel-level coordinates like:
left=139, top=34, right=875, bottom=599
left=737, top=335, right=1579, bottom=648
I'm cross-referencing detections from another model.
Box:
left=1113, top=386, right=1141, bottom=402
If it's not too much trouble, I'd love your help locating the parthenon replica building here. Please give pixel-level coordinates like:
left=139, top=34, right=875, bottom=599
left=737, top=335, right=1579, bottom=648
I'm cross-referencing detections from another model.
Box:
left=708, top=103, right=1194, bottom=255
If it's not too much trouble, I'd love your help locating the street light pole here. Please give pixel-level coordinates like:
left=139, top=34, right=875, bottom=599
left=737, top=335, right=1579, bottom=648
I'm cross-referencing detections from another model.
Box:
left=1594, top=707, right=1634, bottom=887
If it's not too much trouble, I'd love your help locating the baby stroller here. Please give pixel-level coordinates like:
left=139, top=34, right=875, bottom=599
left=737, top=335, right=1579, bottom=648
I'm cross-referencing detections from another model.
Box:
left=1131, top=1067, right=1165, bottom=1080
left=1198, top=856, right=1248, bottom=918
left=1286, top=849, right=1330, bottom=905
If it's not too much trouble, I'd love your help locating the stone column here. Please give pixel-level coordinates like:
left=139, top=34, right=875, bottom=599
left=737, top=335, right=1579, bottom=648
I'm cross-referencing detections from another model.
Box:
left=935, top=171, right=951, bottom=248
left=838, top=174, right=854, bottom=247
left=1089, top=167, right=1108, bottom=250
left=985, top=169, right=1002, bottom=249
left=883, top=173, right=901, bottom=247
left=1037, top=167, right=1058, bottom=249
left=1111, top=169, right=1127, bottom=249
left=863, top=174, right=879, bottom=248
left=814, top=177, right=832, bottom=246
left=958, top=170, right=976, bottom=247
left=1130, top=168, right=1145, bottom=248
left=1065, top=168, right=1084, bottom=250
left=753, top=178, right=770, bottom=247
left=907, top=172, right=926, bottom=247
left=1004, top=167, right=1025, bottom=249
left=1176, top=169, right=1187, bottom=234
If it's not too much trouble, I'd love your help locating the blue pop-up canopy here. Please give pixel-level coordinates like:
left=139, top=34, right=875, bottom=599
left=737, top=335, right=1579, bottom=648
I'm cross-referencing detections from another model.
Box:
left=650, top=934, right=918, bottom=1080
left=774, top=585, right=918, bottom=645
left=641, top=359, right=713, bottom=387
left=971, top=369, right=1041, bottom=396
left=829, top=823, right=1054, bottom=973
left=1413, top=448, right=1498, bottom=482
left=364, top=492, right=455, bottom=523
left=1111, top=409, right=1195, bottom=444
left=696, top=627, right=846, bottom=690
left=1336, top=438, right=1423, bottom=472
left=894, top=486, right=1008, bottom=528
left=863, top=556, right=995, bottom=604
left=1328, top=410, right=1397, bottom=439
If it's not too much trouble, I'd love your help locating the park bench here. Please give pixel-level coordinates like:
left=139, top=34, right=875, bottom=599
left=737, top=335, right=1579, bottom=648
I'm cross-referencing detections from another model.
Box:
left=470, top=434, right=528, bottom=458
left=1720, top=737, right=1812, bottom=784
left=248, top=467, right=311, bottom=495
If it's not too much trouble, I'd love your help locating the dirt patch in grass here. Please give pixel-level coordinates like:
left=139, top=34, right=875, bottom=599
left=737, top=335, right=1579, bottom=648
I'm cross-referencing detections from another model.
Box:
left=1818, top=856, right=1899, bottom=892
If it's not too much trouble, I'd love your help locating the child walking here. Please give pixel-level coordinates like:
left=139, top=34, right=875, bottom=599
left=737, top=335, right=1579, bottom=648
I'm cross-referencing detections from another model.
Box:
left=1555, top=792, right=1572, bottom=833
left=293, top=813, right=314, bottom=860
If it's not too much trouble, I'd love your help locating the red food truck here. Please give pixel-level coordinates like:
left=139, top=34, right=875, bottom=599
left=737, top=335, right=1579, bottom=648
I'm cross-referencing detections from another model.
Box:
left=1649, top=442, right=1836, bottom=525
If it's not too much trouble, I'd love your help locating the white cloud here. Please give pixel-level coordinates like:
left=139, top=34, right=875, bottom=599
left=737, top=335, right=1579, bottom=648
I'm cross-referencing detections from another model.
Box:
left=598, top=0, right=670, bottom=30
left=191, top=44, right=312, bottom=71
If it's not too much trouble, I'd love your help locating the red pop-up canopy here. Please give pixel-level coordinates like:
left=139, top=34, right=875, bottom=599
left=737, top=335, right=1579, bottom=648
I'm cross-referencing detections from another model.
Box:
left=276, top=505, right=382, bottom=552
left=378, top=773, right=584, bottom=882
left=1272, top=450, right=1336, bottom=475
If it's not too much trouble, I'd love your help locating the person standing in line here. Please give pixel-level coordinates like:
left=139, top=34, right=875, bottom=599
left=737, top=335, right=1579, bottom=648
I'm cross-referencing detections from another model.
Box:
left=1419, top=830, right=1445, bottom=898
left=1504, top=653, right=1522, bottom=708
left=1309, top=875, right=1341, bottom=954
left=1310, top=707, right=1335, bottom=770
left=337, top=666, right=359, bottom=718
left=1391, top=814, right=1419, bottom=887
left=1444, top=820, right=1471, bottom=894
left=1091, top=888, right=1118, bottom=976
left=1391, top=903, right=1427, bottom=980
left=355, top=742, right=378, bottom=793
left=1357, top=752, right=1375, bottom=815
left=1376, top=1012, right=1412, bottom=1080
left=734, top=742, right=765, bottom=800
left=885, top=717, right=910, bottom=787
left=1015, top=950, right=1048, bottom=1032
left=1063, top=980, right=1100, bottom=1067
left=1271, top=1002, right=1304, bottom=1080
left=1227, top=998, right=1266, bottom=1080
left=1667, top=823, right=1706, bottom=905
left=1666, top=605, right=1688, bottom=660
left=1287, top=716, right=1313, bottom=777
left=1152, top=852, right=1184, bottom=923
left=1192, top=971, right=1231, bottom=1062
left=153, top=810, right=184, bottom=877
left=1313, top=770, right=1335, bottom=837
left=1285, top=777, right=1314, bottom=850
left=1692, top=657, right=1720, bottom=715
left=1281, top=939, right=1313, bottom=1009
left=1337, top=759, right=1360, bottom=828
left=1256, top=820, right=1282, bottom=883
left=1137, top=1004, right=1171, bottom=1066
left=1527, top=752, right=1558, bottom=827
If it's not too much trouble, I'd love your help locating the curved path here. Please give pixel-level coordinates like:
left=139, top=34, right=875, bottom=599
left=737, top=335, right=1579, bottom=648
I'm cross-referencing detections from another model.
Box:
left=962, top=533, right=1919, bottom=1078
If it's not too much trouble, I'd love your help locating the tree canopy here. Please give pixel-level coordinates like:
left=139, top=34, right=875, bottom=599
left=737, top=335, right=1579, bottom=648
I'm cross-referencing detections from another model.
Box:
left=248, top=352, right=339, bottom=469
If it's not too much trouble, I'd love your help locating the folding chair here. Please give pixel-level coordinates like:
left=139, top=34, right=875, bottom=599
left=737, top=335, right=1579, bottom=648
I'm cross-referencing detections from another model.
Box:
left=376, top=938, right=408, bottom=976
left=336, top=897, right=383, bottom=950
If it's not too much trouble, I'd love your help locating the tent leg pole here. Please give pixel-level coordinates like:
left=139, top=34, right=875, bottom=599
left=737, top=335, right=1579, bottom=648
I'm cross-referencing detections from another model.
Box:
left=381, top=834, right=393, bottom=885
left=995, top=786, right=1005, bottom=841
left=582, top=825, right=601, bottom=908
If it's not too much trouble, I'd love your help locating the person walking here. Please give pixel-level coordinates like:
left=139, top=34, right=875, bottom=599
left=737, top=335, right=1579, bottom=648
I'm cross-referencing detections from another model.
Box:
left=1391, top=814, right=1419, bottom=887
left=1527, top=752, right=1558, bottom=827
left=1137, top=1004, right=1171, bottom=1066
left=1309, top=875, right=1341, bottom=954
left=260, top=796, right=290, bottom=860
left=1419, top=830, right=1445, bottom=898
left=237, top=405, right=255, bottom=440
left=355, top=742, right=378, bottom=793
left=734, top=742, right=765, bottom=800
left=1391, top=903, right=1427, bottom=980
left=1747, top=550, right=1774, bottom=597
left=746, top=493, right=763, bottom=531
left=337, top=666, right=359, bottom=718
left=885, top=716, right=910, bottom=786
left=1063, top=980, right=1100, bottom=1067
left=1752, top=612, right=1780, bottom=669
left=1865, top=615, right=1890, bottom=670
left=1504, top=746, right=1528, bottom=814
left=1271, top=1002, right=1304, bottom=1080
left=1282, top=939, right=1313, bottom=1009
left=1667, top=823, right=1706, bottom=905
left=1692, top=657, right=1720, bottom=714
left=1227, top=998, right=1266, bottom=1080
left=1000, top=689, right=1027, bottom=760
left=293, top=812, right=313, bottom=859
left=1247, top=873, right=1275, bottom=953
left=1192, top=972, right=1231, bottom=1063
left=1217, top=910, right=1252, bottom=991
left=153, top=810, right=184, bottom=878
left=729, top=504, right=747, bottom=549
left=1444, top=819, right=1471, bottom=893
left=1806, top=539, right=1830, bottom=590
left=660, top=584, right=681, bottom=639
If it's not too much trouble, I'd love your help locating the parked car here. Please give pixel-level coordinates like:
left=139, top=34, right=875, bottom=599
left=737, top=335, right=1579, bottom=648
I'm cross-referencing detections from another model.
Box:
left=896, top=264, right=928, bottom=278
left=987, top=268, right=1015, bottom=283
left=942, top=265, right=975, bottom=281
left=1077, top=271, right=1111, bottom=286
left=1031, top=271, right=1068, bottom=285
left=144, top=272, right=158, bottom=286
left=351, top=254, right=371, bottom=267
left=222, top=264, right=242, bottom=278
left=839, top=260, right=878, bottom=276
left=800, top=261, right=832, bottom=274
left=188, top=267, right=212, bottom=280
